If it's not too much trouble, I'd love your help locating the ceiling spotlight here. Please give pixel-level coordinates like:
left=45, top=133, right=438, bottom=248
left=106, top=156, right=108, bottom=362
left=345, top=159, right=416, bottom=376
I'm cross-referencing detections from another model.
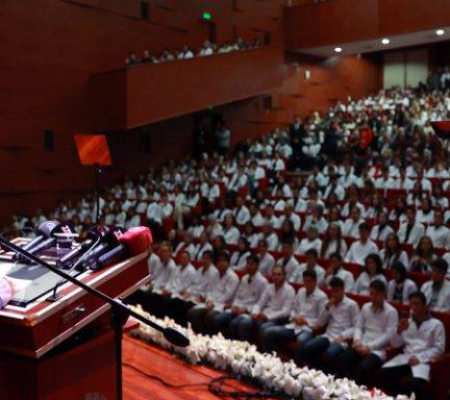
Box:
left=381, top=38, right=390, bottom=45
left=436, top=29, right=445, bottom=36
left=334, top=47, right=342, bottom=53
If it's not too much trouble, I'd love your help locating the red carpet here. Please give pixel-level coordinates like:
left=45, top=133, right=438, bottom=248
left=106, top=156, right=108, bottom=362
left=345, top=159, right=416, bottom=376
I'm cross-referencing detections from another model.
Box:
left=123, top=335, right=269, bottom=400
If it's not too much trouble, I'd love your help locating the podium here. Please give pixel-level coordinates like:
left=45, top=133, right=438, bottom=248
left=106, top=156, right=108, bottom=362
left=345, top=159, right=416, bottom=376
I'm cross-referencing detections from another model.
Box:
left=0, top=250, right=150, bottom=400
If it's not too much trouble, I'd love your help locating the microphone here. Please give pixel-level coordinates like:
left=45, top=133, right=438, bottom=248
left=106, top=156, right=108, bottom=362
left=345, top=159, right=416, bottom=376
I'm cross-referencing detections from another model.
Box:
left=19, top=221, right=59, bottom=253
left=163, top=327, right=190, bottom=347
left=13, top=221, right=73, bottom=262
left=91, top=226, right=153, bottom=271
left=57, top=226, right=106, bottom=269
left=80, top=227, right=126, bottom=270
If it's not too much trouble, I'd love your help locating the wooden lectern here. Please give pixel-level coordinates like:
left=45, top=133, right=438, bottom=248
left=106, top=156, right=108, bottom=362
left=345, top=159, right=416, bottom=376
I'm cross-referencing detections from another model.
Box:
left=0, top=248, right=150, bottom=400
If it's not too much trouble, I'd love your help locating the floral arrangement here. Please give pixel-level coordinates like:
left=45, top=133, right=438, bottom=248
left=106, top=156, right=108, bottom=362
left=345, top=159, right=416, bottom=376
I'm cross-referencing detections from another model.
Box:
left=129, top=305, right=412, bottom=400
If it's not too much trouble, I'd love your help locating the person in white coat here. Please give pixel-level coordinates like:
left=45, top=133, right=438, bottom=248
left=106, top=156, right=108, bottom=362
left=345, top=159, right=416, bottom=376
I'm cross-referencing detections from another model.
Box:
left=335, top=280, right=398, bottom=387
left=277, top=242, right=300, bottom=281
left=324, top=253, right=355, bottom=292
left=290, top=248, right=325, bottom=285
left=222, top=214, right=240, bottom=245
left=232, top=264, right=295, bottom=342
left=161, top=251, right=198, bottom=319
left=387, top=263, right=418, bottom=304
left=261, top=269, right=328, bottom=353
left=346, top=223, right=379, bottom=266
left=370, top=212, right=394, bottom=242
left=342, top=207, right=364, bottom=239
left=421, top=259, right=450, bottom=311
left=380, top=233, right=409, bottom=269
left=187, top=251, right=239, bottom=334
left=229, top=238, right=251, bottom=271
left=233, top=197, right=251, bottom=226
left=146, top=244, right=177, bottom=317
left=296, top=226, right=322, bottom=255
left=397, top=207, right=425, bottom=247
left=302, top=277, right=360, bottom=370
left=380, top=291, right=446, bottom=399
left=256, top=239, right=275, bottom=275
left=352, top=253, right=387, bottom=296
left=208, top=255, right=269, bottom=336
left=425, top=209, right=450, bottom=249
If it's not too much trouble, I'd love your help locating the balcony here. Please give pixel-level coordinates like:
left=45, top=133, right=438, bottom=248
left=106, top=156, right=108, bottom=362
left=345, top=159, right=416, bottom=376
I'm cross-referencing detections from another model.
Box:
left=89, top=46, right=284, bottom=131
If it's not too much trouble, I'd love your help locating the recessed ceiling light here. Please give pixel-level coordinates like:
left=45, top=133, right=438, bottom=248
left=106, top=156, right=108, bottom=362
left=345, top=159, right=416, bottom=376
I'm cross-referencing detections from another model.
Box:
left=436, top=29, right=445, bottom=36
left=381, top=38, right=390, bottom=45
left=334, top=47, right=342, bottom=53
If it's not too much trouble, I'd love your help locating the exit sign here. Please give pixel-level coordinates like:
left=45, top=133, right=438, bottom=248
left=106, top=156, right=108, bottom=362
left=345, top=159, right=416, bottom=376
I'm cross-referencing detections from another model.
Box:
left=202, top=12, right=212, bottom=21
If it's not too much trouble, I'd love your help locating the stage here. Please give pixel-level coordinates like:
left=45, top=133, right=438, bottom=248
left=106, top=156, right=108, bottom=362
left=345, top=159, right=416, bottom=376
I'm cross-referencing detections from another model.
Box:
left=123, top=335, right=272, bottom=400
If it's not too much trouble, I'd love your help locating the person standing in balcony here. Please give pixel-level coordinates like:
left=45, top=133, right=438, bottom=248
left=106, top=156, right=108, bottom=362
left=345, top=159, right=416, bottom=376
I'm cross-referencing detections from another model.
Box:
left=215, top=121, right=231, bottom=156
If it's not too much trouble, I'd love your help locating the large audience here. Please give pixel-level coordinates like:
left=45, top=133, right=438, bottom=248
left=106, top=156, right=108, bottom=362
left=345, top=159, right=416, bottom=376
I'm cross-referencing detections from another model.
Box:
left=10, top=73, right=450, bottom=399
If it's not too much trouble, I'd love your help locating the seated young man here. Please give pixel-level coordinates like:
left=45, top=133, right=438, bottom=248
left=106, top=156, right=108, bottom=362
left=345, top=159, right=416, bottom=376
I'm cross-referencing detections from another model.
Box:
left=324, top=252, right=355, bottom=292
left=276, top=242, right=300, bottom=282
left=380, top=291, right=446, bottom=400
left=346, top=223, right=379, bottom=266
left=301, top=277, right=359, bottom=371
left=421, top=258, right=450, bottom=311
left=168, top=250, right=218, bottom=326
left=335, top=280, right=398, bottom=387
left=261, top=270, right=327, bottom=354
left=187, top=251, right=239, bottom=334
left=160, top=250, right=198, bottom=321
left=206, top=255, right=269, bottom=336
left=145, top=243, right=177, bottom=318
left=290, top=248, right=325, bottom=285
left=230, top=265, right=295, bottom=342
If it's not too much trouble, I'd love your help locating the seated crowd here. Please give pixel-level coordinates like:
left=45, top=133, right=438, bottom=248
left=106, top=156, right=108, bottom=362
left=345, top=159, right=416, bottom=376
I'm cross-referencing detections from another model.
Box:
left=10, top=81, right=450, bottom=399
left=125, top=37, right=262, bottom=66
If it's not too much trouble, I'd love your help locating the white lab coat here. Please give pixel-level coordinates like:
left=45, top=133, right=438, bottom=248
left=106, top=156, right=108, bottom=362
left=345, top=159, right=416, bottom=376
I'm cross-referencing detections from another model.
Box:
left=252, top=281, right=296, bottom=320
left=316, top=296, right=360, bottom=340
left=346, top=240, right=379, bottom=266
left=258, top=252, right=276, bottom=275
left=296, top=238, right=322, bottom=255
left=387, top=279, right=417, bottom=304
left=383, top=317, right=446, bottom=381
left=421, top=280, right=450, bottom=311
left=278, top=256, right=300, bottom=281
left=231, top=272, right=269, bottom=314
left=205, top=269, right=240, bottom=311
left=166, top=263, right=198, bottom=297
left=352, top=273, right=387, bottom=296
left=189, top=264, right=219, bottom=299
left=354, top=302, right=399, bottom=361
left=285, top=287, right=328, bottom=333
left=397, top=222, right=425, bottom=246
left=290, top=263, right=326, bottom=286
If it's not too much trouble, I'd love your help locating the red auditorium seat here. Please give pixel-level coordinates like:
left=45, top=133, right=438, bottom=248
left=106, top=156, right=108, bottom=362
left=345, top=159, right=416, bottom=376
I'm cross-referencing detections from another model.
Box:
left=343, top=262, right=363, bottom=279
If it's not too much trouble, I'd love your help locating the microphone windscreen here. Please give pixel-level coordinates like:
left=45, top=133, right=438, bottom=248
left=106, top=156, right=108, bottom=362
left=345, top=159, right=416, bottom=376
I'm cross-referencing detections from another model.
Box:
left=119, top=227, right=153, bottom=256
left=163, top=327, right=190, bottom=348
left=38, top=220, right=60, bottom=237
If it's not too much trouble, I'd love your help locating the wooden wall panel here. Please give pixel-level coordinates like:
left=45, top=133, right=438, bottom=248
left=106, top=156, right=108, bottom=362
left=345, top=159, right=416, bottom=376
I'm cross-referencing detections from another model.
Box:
left=286, top=0, right=450, bottom=50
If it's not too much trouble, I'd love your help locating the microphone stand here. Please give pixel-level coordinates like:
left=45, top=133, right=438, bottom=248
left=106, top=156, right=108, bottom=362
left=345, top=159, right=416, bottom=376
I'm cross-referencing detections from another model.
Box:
left=0, top=235, right=189, bottom=400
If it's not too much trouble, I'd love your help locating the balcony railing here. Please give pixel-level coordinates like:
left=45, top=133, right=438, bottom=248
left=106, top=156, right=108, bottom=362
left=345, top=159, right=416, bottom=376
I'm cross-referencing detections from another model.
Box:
left=89, top=46, right=284, bottom=131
